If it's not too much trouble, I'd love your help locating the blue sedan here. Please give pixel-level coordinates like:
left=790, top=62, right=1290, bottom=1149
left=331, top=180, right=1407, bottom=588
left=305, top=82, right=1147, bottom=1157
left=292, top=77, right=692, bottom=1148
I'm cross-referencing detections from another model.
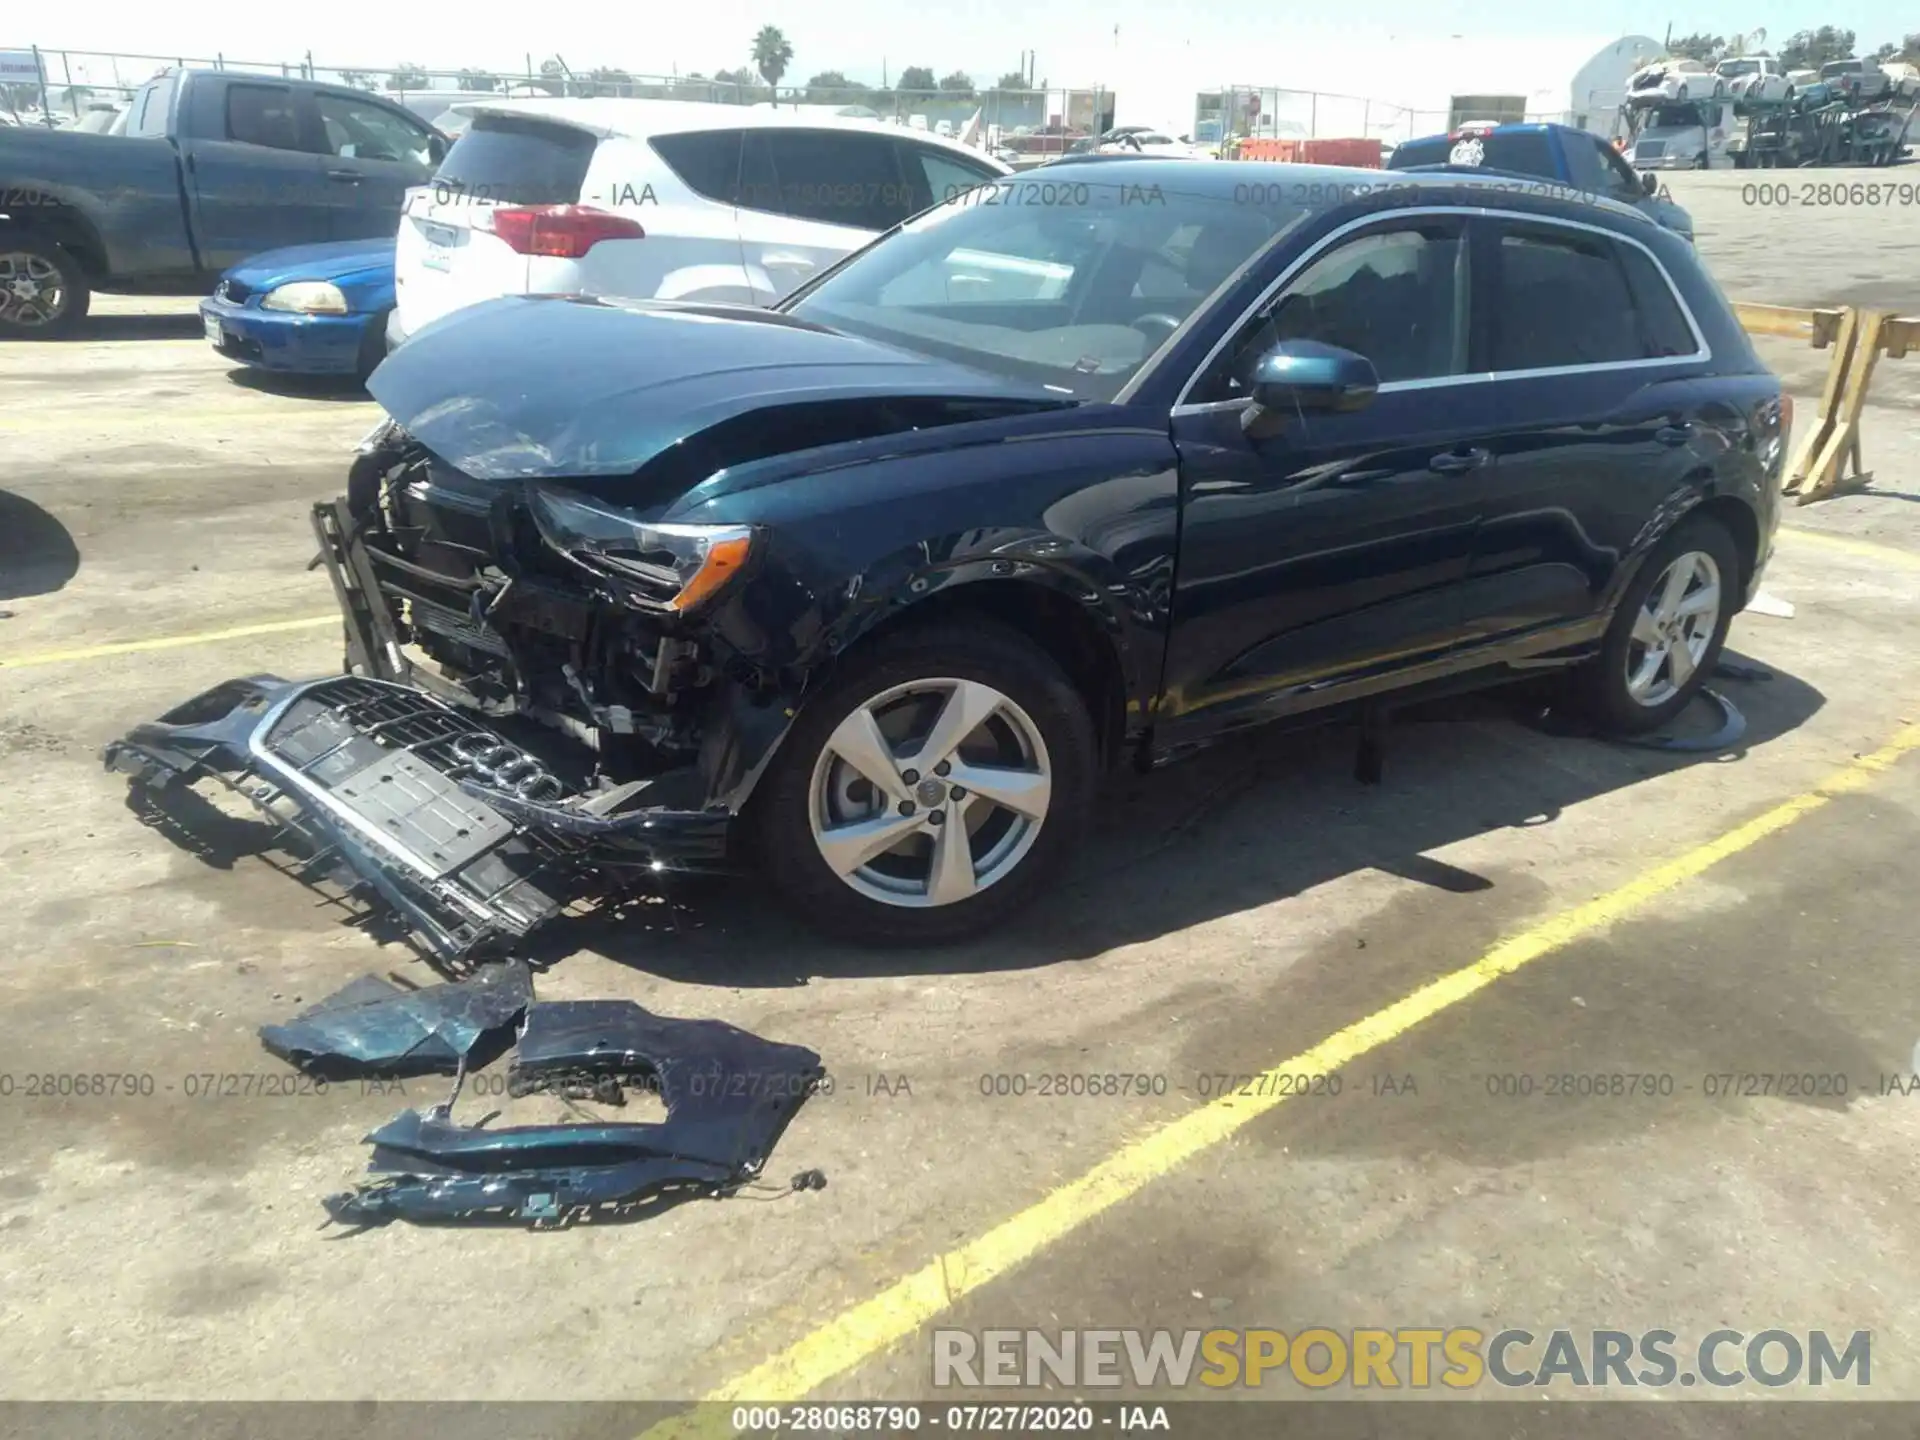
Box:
left=200, top=238, right=395, bottom=380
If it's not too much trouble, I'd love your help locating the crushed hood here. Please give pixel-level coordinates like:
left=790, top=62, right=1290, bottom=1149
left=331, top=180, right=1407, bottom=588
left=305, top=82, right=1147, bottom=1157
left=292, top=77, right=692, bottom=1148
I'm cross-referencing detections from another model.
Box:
left=369, top=295, right=1071, bottom=482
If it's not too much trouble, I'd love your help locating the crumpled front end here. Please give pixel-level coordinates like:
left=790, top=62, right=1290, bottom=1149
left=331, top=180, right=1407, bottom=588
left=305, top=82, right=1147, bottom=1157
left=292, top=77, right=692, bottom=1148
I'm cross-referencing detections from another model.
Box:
left=103, top=673, right=729, bottom=965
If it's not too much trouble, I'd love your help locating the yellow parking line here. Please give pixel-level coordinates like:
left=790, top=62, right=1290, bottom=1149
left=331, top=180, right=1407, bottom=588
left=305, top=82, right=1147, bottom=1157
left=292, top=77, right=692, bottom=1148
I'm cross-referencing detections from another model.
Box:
left=0, top=615, right=337, bottom=670
left=642, top=719, right=1920, bottom=1432
left=1778, top=526, right=1920, bottom=567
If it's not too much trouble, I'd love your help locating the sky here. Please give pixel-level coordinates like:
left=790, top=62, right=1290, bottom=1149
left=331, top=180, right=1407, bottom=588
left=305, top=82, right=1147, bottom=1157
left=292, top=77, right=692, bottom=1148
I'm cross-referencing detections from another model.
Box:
left=19, top=0, right=1917, bottom=109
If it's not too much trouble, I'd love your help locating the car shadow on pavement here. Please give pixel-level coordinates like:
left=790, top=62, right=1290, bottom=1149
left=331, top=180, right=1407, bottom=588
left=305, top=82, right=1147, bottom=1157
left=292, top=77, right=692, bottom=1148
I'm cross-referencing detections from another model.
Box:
left=223, top=369, right=370, bottom=402
left=72, top=313, right=206, bottom=342
left=0, top=488, right=80, bottom=601
left=574, top=651, right=1826, bottom=988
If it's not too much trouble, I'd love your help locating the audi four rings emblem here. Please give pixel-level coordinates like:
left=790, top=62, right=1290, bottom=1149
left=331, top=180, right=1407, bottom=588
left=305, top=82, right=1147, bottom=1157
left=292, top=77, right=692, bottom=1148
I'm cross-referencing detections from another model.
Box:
left=449, top=732, right=564, bottom=801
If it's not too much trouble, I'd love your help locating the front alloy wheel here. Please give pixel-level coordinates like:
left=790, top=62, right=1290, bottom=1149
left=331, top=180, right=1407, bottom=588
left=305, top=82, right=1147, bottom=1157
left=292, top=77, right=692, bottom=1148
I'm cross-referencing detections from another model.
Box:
left=809, top=678, right=1052, bottom=909
left=754, top=619, right=1098, bottom=945
left=0, top=241, right=89, bottom=338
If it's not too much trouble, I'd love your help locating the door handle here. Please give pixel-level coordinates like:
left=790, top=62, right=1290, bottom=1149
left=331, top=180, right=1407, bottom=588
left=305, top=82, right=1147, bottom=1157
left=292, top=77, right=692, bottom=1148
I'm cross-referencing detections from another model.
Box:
left=762, top=251, right=815, bottom=271
left=1655, top=423, right=1694, bottom=447
left=1427, top=447, right=1491, bottom=475
left=326, top=169, right=362, bottom=184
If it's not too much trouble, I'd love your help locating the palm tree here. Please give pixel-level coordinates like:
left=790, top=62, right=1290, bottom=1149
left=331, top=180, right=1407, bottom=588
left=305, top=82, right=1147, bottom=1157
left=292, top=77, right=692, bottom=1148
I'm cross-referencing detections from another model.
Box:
left=752, top=26, right=794, bottom=104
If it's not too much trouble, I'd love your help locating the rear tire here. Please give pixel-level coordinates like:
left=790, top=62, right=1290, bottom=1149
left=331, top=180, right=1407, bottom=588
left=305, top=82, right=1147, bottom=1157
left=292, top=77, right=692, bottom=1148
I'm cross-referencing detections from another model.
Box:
left=0, top=236, right=90, bottom=339
left=750, top=619, right=1100, bottom=945
left=1566, top=516, right=1740, bottom=735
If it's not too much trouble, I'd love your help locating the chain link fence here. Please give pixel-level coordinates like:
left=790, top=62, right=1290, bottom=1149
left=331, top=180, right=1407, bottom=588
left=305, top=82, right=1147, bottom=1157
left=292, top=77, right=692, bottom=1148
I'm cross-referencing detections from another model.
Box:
left=10, top=46, right=1557, bottom=155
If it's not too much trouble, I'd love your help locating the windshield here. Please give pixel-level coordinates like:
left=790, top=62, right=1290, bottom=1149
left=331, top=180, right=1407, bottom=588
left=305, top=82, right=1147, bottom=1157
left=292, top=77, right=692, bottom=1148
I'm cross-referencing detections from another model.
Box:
left=1647, top=105, right=1707, bottom=129
left=1717, top=59, right=1759, bottom=76
left=785, top=175, right=1308, bottom=400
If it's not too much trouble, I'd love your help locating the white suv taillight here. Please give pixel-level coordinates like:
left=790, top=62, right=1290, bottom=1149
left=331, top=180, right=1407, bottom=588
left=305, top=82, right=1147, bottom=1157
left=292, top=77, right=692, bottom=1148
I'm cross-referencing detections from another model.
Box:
left=477, top=205, right=645, bottom=259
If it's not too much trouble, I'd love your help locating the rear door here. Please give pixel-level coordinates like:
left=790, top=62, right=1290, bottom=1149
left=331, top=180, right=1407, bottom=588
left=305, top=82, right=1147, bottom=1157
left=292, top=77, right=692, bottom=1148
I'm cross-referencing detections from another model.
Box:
left=310, top=89, right=442, bottom=240
left=182, top=79, right=332, bottom=268
left=393, top=112, right=597, bottom=334
left=1454, top=217, right=1713, bottom=647
left=735, top=127, right=917, bottom=299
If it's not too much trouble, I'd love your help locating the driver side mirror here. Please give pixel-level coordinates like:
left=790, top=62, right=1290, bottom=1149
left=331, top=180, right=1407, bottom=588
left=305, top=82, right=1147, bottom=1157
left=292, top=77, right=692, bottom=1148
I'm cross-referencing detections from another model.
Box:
left=1243, top=340, right=1379, bottom=438
left=1641, top=171, right=1659, bottom=195
left=429, top=133, right=449, bottom=165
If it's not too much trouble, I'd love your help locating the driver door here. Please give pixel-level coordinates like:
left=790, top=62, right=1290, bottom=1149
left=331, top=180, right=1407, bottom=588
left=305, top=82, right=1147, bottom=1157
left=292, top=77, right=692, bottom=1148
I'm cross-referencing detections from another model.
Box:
left=1159, top=214, right=1501, bottom=739
left=311, top=89, right=443, bottom=241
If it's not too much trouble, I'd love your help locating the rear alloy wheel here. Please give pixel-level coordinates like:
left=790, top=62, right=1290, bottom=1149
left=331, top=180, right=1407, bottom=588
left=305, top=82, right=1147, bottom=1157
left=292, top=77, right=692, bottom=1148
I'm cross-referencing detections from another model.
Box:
left=1568, top=517, right=1739, bottom=735
left=0, top=239, right=90, bottom=339
left=753, top=621, right=1098, bottom=944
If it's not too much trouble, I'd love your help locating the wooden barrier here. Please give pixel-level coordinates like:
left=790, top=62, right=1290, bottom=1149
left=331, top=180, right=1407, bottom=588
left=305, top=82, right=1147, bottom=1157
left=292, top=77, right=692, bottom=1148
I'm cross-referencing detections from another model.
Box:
left=1735, top=301, right=1918, bottom=505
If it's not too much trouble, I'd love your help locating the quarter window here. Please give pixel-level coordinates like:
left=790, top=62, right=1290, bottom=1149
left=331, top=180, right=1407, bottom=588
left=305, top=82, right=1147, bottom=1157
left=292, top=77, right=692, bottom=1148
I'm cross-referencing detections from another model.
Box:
left=650, top=129, right=745, bottom=204
left=1205, top=221, right=1469, bottom=397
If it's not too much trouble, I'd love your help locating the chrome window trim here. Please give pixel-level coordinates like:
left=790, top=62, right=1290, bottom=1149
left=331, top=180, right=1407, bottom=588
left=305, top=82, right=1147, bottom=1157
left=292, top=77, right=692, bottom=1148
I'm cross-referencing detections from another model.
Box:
left=1170, top=204, right=1712, bottom=412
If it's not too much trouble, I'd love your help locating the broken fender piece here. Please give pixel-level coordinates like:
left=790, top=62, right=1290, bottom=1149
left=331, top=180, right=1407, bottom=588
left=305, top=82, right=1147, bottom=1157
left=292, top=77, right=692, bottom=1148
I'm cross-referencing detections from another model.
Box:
left=325, top=1003, right=824, bottom=1225
left=259, top=961, right=532, bottom=1077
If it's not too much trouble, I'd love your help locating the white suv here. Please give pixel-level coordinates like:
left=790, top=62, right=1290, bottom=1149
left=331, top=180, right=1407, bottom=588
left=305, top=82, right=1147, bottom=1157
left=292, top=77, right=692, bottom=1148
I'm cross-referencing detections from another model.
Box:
left=390, top=100, right=1009, bottom=346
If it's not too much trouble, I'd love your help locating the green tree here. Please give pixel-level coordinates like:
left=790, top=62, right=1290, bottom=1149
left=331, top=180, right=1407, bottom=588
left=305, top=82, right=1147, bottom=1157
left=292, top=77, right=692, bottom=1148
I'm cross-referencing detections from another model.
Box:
left=1899, top=31, right=1920, bottom=61
left=992, top=70, right=1029, bottom=91
left=711, top=65, right=759, bottom=100
left=533, top=57, right=570, bottom=96
left=897, top=65, right=936, bottom=95
left=1668, top=32, right=1724, bottom=61
left=584, top=67, right=635, bottom=96
left=386, top=62, right=431, bottom=91
left=1778, top=26, right=1857, bottom=70
left=939, top=70, right=975, bottom=98
left=455, top=68, right=499, bottom=92
left=338, top=69, right=379, bottom=91
left=752, top=26, right=794, bottom=93
left=805, top=70, right=869, bottom=104
left=1873, top=41, right=1898, bottom=60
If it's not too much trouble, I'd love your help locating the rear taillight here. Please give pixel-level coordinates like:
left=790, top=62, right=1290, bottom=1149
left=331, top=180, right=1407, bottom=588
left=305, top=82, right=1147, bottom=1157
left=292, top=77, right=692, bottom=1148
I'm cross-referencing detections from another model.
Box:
left=481, top=205, right=645, bottom=258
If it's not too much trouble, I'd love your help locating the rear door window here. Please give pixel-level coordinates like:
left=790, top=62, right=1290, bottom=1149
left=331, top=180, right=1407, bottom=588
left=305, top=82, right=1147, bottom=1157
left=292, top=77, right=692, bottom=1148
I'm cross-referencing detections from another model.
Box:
left=432, top=115, right=596, bottom=204
left=741, top=129, right=912, bottom=231
left=1490, top=223, right=1663, bottom=370
left=650, top=128, right=746, bottom=204
left=225, top=84, right=304, bottom=152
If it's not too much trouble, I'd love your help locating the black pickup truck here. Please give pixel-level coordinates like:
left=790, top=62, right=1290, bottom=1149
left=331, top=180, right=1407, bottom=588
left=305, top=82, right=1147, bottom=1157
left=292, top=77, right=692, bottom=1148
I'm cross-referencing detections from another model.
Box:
left=0, top=68, right=445, bottom=337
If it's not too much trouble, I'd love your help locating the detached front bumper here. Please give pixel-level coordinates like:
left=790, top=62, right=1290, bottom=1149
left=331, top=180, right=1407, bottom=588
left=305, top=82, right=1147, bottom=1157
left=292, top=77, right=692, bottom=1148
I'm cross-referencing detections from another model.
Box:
left=104, top=674, right=731, bottom=964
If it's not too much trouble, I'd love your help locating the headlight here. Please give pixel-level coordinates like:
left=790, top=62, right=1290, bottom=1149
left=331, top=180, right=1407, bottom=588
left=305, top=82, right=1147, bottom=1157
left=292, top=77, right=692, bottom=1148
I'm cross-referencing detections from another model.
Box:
left=529, top=487, right=756, bottom=613
left=261, top=281, right=350, bottom=315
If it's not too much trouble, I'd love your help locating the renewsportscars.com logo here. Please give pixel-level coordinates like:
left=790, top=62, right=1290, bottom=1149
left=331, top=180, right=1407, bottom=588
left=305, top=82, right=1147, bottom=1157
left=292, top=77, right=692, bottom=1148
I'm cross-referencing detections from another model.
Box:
left=932, top=1327, right=1871, bottom=1391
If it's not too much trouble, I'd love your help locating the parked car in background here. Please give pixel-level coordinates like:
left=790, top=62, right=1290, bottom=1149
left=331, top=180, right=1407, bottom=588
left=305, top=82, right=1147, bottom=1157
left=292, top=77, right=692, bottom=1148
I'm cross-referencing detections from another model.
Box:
left=0, top=67, right=444, bottom=338
left=1094, top=129, right=1215, bottom=158
left=199, top=237, right=394, bottom=381
left=246, top=160, right=1786, bottom=947
left=1886, top=63, right=1920, bottom=100
left=1716, top=54, right=1794, bottom=103
left=1389, top=122, right=1695, bottom=239
left=1820, top=57, right=1891, bottom=101
left=1628, top=59, right=1725, bottom=103
left=389, top=100, right=1008, bottom=348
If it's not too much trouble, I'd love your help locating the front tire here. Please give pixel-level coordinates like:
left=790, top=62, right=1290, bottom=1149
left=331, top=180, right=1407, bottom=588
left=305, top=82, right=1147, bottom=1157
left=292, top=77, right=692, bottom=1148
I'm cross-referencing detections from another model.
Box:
left=1568, top=516, right=1740, bottom=735
left=751, top=619, right=1100, bottom=945
left=0, top=237, right=90, bottom=339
